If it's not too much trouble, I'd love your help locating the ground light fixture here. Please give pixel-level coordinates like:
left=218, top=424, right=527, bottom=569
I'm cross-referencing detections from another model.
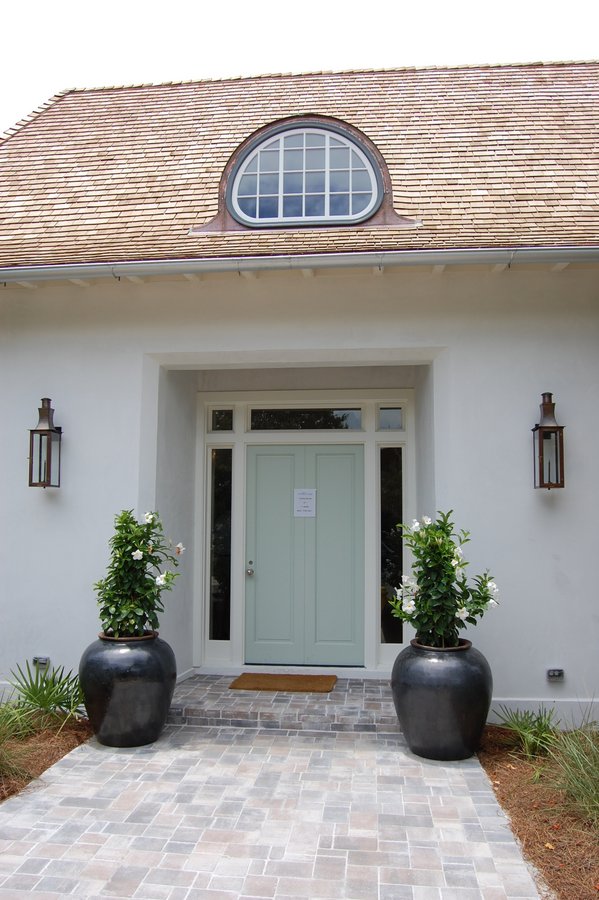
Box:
left=28, top=398, right=62, bottom=487
left=532, top=392, right=564, bottom=489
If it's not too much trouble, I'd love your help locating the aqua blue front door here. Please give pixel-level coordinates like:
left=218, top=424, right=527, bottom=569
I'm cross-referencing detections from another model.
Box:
left=245, top=445, right=364, bottom=665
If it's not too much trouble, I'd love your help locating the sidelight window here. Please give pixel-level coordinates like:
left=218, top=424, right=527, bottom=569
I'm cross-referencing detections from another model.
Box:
left=208, top=448, right=232, bottom=640
left=380, top=446, right=403, bottom=643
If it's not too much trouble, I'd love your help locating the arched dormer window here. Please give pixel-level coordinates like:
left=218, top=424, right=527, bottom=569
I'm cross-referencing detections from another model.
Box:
left=226, top=120, right=384, bottom=228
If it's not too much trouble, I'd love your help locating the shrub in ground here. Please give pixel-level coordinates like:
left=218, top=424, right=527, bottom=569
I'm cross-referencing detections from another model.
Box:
left=0, top=702, right=39, bottom=780
left=550, top=723, right=599, bottom=830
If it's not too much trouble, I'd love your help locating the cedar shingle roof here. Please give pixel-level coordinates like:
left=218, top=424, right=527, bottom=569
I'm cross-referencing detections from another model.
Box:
left=1, top=62, right=598, bottom=268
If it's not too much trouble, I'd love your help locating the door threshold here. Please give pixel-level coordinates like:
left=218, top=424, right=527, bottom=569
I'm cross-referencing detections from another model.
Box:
left=192, top=664, right=391, bottom=679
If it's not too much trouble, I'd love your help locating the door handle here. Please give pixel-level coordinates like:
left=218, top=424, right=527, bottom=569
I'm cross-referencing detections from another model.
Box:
left=246, top=567, right=254, bottom=576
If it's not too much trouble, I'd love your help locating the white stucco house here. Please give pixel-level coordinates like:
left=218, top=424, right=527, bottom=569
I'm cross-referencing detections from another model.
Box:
left=1, top=62, right=597, bottom=720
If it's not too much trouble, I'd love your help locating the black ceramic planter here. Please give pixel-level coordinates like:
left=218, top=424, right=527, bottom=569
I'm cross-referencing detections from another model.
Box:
left=79, top=633, right=176, bottom=747
left=391, top=639, right=492, bottom=760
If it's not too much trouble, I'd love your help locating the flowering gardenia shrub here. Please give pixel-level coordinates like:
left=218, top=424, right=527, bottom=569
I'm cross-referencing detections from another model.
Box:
left=388, top=510, right=499, bottom=648
left=94, top=510, right=185, bottom=638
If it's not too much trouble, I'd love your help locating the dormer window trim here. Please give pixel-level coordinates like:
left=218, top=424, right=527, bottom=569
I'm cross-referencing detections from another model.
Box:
left=226, top=119, right=385, bottom=229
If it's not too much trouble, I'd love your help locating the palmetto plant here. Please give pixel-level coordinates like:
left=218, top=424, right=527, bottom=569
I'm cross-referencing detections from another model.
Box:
left=10, top=662, right=83, bottom=728
left=1, top=663, right=84, bottom=781
left=495, top=704, right=559, bottom=758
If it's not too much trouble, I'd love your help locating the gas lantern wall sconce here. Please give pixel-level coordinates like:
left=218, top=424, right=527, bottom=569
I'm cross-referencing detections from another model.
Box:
left=28, top=398, right=62, bottom=488
left=532, top=392, right=564, bottom=490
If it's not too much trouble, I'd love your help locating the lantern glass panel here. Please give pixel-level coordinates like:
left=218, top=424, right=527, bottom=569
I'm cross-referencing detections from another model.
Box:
left=50, top=431, right=61, bottom=486
left=533, top=427, right=564, bottom=489
left=543, top=432, right=558, bottom=485
left=30, top=433, right=49, bottom=486
left=29, top=430, right=61, bottom=487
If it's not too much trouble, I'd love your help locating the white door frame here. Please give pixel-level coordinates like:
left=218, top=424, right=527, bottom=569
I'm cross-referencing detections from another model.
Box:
left=197, top=388, right=415, bottom=673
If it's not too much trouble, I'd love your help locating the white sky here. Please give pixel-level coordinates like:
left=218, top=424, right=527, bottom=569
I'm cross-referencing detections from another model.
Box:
left=1, top=0, right=597, bottom=135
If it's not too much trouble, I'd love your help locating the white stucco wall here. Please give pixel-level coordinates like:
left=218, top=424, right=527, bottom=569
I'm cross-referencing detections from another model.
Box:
left=154, top=369, right=198, bottom=677
left=1, top=263, right=597, bottom=719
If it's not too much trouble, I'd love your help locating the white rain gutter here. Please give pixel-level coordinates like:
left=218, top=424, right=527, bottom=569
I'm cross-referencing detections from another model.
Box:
left=1, top=246, right=599, bottom=284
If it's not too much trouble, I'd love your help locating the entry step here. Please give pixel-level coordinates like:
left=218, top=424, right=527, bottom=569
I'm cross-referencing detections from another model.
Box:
left=167, top=674, right=401, bottom=734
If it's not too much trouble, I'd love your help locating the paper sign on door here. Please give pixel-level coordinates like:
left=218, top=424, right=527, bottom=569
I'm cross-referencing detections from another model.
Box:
left=294, top=489, right=316, bottom=517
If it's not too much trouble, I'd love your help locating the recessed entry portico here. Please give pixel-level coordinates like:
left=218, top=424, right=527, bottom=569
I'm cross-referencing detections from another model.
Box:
left=200, top=389, right=414, bottom=671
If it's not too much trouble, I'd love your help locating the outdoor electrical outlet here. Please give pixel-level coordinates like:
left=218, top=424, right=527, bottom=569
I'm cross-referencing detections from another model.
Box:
left=33, top=656, right=50, bottom=668
left=547, top=668, right=564, bottom=681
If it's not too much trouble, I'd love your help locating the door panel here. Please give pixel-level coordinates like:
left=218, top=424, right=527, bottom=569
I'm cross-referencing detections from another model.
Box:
left=306, top=448, right=363, bottom=662
left=245, top=449, right=303, bottom=662
left=245, top=445, right=364, bottom=665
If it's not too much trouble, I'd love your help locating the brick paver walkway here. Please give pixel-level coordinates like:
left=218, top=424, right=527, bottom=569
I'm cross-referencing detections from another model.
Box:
left=0, top=679, right=541, bottom=899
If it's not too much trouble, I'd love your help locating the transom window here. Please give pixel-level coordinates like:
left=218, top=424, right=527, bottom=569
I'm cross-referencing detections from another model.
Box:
left=250, top=408, right=362, bottom=430
left=227, top=123, right=383, bottom=227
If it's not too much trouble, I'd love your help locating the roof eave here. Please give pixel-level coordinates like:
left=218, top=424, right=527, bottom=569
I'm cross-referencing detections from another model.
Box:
left=1, top=246, right=599, bottom=284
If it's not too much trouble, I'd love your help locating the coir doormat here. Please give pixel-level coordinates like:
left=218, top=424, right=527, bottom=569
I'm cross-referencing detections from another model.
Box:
left=229, top=673, right=337, bottom=693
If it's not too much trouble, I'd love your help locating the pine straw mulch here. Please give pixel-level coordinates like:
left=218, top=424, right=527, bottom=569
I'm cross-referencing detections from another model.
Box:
left=1, top=720, right=598, bottom=899
left=0, top=717, right=93, bottom=803
left=478, top=725, right=599, bottom=900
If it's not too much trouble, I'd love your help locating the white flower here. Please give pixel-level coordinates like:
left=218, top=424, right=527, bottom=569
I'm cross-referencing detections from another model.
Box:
left=175, top=542, right=186, bottom=555
left=403, top=599, right=416, bottom=614
left=453, top=546, right=463, bottom=559
left=488, top=598, right=499, bottom=607
left=487, top=580, right=499, bottom=595
left=451, top=557, right=460, bottom=567
left=155, top=573, right=167, bottom=586
left=131, top=549, right=143, bottom=560
left=144, top=512, right=155, bottom=524
left=456, top=607, right=469, bottom=621
left=411, top=519, right=420, bottom=531
left=422, top=515, right=432, bottom=525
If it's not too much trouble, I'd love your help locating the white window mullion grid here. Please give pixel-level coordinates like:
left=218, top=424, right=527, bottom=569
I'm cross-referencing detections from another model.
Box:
left=276, top=137, right=284, bottom=220
left=324, top=133, right=331, bottom=219
left=301, top=133, right=307, bottom=220
left=253, top=151, right=260, bottom=220
left=231, top=126, right=379, bottom=227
